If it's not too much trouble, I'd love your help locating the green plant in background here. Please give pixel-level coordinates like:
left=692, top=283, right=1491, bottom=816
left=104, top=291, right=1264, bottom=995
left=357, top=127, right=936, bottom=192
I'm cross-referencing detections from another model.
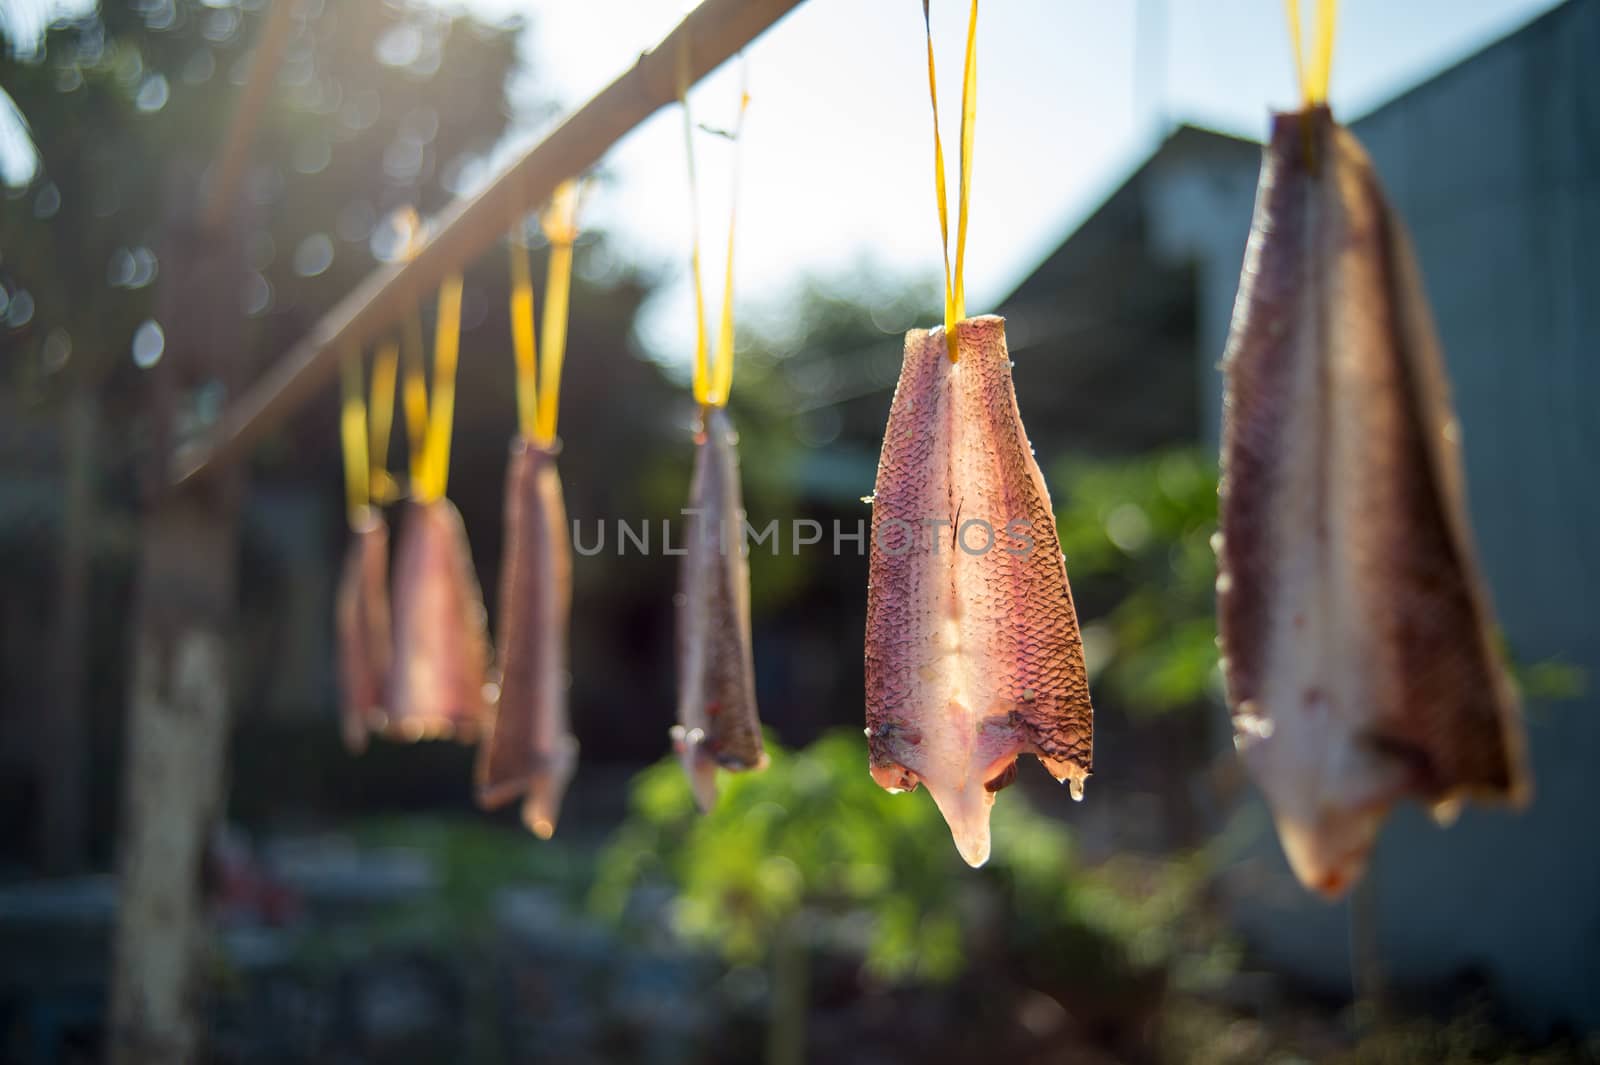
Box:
left=593, top=731, right=1004, bottom=983
left=1050, top=446, right=1587, bottom=720
left=1054, top=448, right=1221, bottom=717
left=592, top=730, right=1219, bottom=1065
left=1511, top=654, right=1587, bottom=705
left=349, top=816, right=592, bottom=940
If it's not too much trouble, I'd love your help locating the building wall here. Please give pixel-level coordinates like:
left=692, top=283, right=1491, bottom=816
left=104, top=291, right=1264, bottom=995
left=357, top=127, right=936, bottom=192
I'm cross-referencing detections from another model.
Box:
left=1182, top=0, right=1600, bottom=1033
left=996, top=127, right=1259, bottom=460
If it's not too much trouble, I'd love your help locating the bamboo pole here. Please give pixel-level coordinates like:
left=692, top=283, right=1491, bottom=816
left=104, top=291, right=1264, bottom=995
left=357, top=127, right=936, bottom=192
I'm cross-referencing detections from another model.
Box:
left=169, top=0, right=806, bottom=488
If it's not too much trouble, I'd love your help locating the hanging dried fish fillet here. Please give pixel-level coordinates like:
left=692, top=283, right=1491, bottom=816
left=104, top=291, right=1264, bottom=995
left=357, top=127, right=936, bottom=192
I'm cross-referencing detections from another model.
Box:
left=1217, top=106, right=1530, bottom=898
left=337, top=506, right=392, bottom=754
left=674, top=406, right=767, bottom=811
left=386, top=497, right=491, bottom=742
left=865, top=316, right=1092, bottom=867
left=669, top=69, right=764, bottom=810
left=476, top=438, right=576, bottom=837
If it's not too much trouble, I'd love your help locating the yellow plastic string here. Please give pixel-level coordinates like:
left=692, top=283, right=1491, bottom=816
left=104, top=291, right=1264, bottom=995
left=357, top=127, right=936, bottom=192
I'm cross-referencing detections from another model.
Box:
left=368, top=340, right=399, bottom=503
left=922, top=1, right=955, bottom=359
left=402, top=311, right=429, bottom=491
left=923, top=0, right=979, bottom=362
left=953, top=0, right=977, bottom=329
left=678, top=50, right=748, bottom=408
left=1284, top=0, right=1307, bottom=108
left=390, top=205, right=431, bottom=496
left=422, top=275, right=464, bottom=501
left=508, top=236, right=539, bottom=441
left=707, top=88, right=748, bottom=408
left=678, top=45, right=711, bottom=407
left=339, top=351, right=369, bottom=526
left=1312, top=0, right=1338, bottom=104
left=536, top=180, right=580, bottom=445
left=1285, top=0, right=1338, bottom=106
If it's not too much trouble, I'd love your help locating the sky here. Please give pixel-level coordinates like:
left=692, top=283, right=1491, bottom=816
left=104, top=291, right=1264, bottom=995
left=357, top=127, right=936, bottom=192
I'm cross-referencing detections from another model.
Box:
left=3, top=0, right=1567, bottom=363
left=453, top=0, right=1563, bottom=358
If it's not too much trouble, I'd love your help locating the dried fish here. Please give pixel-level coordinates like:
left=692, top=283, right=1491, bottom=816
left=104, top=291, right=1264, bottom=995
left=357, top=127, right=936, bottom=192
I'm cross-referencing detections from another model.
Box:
left=674, top=405, right=767, bottom=811
left=1217, top=106, right=1530, bottom=898
left=386, top=497, right=491, bottom=742
left=336, top=506, right=391, bottom=754
left=476, top=438, right=576, bottom=838
left=865, top=315, right=1092, bottom=867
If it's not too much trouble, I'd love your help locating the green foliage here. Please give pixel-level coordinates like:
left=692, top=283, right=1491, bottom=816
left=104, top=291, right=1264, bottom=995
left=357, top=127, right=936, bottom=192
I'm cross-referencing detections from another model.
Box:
left=592, top=731, right=991, bottom=981
left=592, top=731, right=1209, bottom=992
left=280, top=817, right=588, bottom=969
left=352, top=816, right=591, bottom=934
left=1054, top=447, right=1220, bottom=715
left=1050, top=445, right=1586, bottom=719
left=1513, top=657, right=1587, bottom=703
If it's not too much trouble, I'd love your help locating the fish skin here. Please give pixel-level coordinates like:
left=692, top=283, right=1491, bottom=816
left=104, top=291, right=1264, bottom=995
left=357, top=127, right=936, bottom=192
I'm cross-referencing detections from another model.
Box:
left=386, top=497, right=492, bottom=743
left=1218, top=106, right=1531, bottom=899
left=336, top=506, right=391, bottom=754
left=674, top=405, right=767, bottom=812
left=476, top=438, right=576, bottom=838
left=865, top=316, right=1092, bottom=868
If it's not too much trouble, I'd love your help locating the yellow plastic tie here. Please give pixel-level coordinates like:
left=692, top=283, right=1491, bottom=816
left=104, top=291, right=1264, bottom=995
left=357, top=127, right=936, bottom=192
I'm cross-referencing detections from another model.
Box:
left=1312, top=0, right=1338, bottom=105
left=922, top=1, right=955, bottom=360
left=402, top=311, right=429, bottom=491
left=953, top=0, right=977, bottom=323
left=679, top=54, right=748, bottom=408
left=368, top=340, right=399, bottom=503
left=923, top=0, right=979, bottom=362
left=422, top=274, right=464, bottom=501
left=339, top=350, right=369, bottom=527
left=536, top=179, right=580, bottom=445
left=708, top=83, right=749, bottom=408
left=509, top=236, right=539, bottom=441
left=1285, top=0, right=1338, bottom=106
left=1284, top=0, right=1308, bottom=108
left=387, top=205, right=431, bottom=499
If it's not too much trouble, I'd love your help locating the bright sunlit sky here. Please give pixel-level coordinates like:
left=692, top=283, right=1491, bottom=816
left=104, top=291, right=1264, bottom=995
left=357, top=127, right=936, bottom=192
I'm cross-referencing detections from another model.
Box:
left=5, top=0, right=1566, bottom=361
left=433, top=0, right=1564, bottom=356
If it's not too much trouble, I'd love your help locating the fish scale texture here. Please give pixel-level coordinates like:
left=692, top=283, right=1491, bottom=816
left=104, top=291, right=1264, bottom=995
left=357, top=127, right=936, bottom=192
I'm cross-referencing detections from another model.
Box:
left=1217, top=107, right=1529, bottom=897
left=865, top=316, right=1092, bottom=867
left=477, top=438, right=576, bottom=837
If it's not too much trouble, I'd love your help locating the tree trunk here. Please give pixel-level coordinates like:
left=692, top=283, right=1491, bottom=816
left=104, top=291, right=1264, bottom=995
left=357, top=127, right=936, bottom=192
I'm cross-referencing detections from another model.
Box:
left=41, top=385, right=97, bottom=873
left=107, top=480, right=239, bottom=1065
left=107, top=168, right=251, bottom=1065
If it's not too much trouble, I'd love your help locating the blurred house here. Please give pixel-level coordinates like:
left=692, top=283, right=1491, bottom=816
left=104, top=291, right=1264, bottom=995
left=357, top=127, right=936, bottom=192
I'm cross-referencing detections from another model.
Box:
left=998, top=0, right=1599, bottom=1035
left=997, top=124, right=1259, bottom=458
